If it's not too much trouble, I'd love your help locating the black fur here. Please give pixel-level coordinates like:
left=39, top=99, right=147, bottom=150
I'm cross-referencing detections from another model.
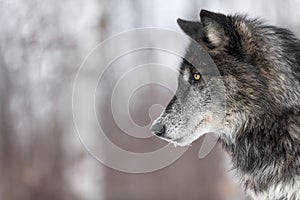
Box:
left=152, top=10, right=300, bottom=199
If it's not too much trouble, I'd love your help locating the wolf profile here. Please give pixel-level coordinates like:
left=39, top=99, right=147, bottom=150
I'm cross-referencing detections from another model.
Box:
left=151, top=10, right=300, bottom=199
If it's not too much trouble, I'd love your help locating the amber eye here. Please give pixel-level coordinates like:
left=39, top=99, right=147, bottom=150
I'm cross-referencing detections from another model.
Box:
left=193, top=73, right=201, bottom=81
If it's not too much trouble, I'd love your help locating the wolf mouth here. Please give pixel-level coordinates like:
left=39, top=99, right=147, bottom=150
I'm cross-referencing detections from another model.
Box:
left=155, top=135, right=182, bottom=146
left=191, top=118, right=206, bottom=134
left=156, top=118, right=207, bottom=147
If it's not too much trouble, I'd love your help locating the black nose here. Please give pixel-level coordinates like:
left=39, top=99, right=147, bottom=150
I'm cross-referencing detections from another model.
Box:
left=151, top=123, right=166, bottom=137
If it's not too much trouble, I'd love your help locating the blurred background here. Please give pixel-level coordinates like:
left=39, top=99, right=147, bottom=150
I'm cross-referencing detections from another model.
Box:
left=1, top=0, right=300, bottom=199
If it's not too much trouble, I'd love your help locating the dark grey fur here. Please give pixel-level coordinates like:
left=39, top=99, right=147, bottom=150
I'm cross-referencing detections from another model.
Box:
left=151, top=10, right=300, bottom=199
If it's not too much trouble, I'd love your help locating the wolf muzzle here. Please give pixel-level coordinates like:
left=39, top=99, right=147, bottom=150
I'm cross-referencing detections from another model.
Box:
left=150, top=122, right=166, bottom=137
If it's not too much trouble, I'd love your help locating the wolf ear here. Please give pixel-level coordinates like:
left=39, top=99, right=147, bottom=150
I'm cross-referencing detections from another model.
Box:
left=199, top=9, right=230, bottom=48
left=177, top=18, right=203, bottom=41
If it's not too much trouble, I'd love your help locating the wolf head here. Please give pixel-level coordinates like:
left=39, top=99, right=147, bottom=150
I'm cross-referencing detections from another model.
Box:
left=151, top=10, right=300, bottom=146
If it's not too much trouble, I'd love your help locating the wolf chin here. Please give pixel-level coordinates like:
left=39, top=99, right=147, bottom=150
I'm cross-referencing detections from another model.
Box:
left=151, top=10, right=300, bottom=200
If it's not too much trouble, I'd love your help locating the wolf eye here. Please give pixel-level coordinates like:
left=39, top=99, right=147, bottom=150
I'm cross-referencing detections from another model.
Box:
left=193, top=73, right=201, bottom=81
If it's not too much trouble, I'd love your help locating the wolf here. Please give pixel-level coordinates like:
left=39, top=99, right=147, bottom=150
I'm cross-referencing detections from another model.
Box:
left=151, top=10, right=300, bottom=200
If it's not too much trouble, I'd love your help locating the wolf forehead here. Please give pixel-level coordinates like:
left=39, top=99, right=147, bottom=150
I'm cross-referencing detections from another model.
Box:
left=176, top=10, right=247, bottom=79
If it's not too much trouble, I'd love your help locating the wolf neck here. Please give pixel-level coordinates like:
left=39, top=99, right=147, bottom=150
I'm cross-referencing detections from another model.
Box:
left=219, top=108, right=300, bottom=192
